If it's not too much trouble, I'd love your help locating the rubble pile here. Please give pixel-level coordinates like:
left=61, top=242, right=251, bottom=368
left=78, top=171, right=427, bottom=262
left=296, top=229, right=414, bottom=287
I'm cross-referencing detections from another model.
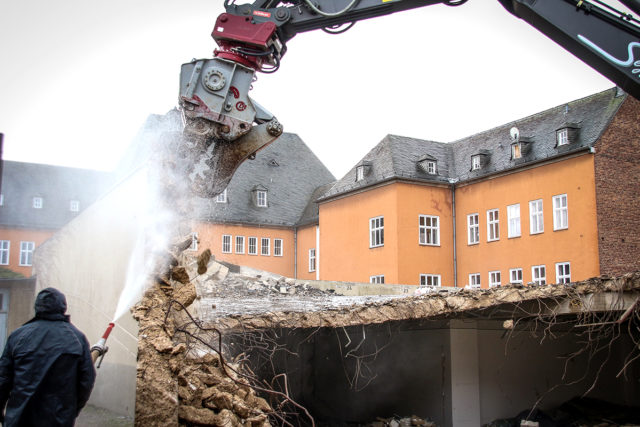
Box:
left=133, top=241, right=275, bottom=427
left=133, top=237, right=640, bottom=426
left=367, top=415, right=436, bottom=427
left=212, top=274, right=335, bottom=299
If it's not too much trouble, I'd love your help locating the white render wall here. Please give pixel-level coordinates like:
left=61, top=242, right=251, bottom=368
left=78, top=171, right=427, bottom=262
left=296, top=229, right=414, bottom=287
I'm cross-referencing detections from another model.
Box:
left=32, top=170, right=153, bottom=417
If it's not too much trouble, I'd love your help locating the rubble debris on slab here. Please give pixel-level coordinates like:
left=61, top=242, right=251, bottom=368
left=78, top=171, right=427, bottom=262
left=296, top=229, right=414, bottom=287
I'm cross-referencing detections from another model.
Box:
left=484, top=396, right=640, bottom=427
left=366, top=415, right=436, bottom=426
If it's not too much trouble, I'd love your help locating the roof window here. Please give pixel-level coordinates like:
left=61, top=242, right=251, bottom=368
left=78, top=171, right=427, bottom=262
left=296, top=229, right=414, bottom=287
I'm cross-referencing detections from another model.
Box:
left=216, top=189, right=227, bottom=203
left=509, top=127, right=532, bottom=160
left=417, top=155, right=437, bottom=175
left=471, top=150, right=491, bottom=171
left=32, top=197, right=43, bottom=209
left=252, top=185, right=268, bottom=207
left=556, top=123, right=580, bottom=147
left=471, top=155, right=482, bottom=170
left=355, top=161, right=372, bottom=182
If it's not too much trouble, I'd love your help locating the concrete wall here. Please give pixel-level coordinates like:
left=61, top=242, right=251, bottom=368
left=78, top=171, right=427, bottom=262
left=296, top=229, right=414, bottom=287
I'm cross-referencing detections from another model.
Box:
left=239, top=318, right=639, bottom=426
left=32, top=170, right=150, bottom=417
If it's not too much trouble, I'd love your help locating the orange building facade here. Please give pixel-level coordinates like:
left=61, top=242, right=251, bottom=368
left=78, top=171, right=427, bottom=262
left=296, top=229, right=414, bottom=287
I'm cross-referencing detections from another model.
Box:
left=0, top=227, right=56, bottom=277
left=313, top=88, right=639, bottom=288
left=0, top=161, right=112, bottom=278
left=186, top=89, right=639, bottom=288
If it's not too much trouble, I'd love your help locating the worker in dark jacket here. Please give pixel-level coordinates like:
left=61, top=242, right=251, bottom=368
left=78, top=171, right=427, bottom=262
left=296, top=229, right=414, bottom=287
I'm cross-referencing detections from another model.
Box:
left=0, top=288, right=96, bottom=426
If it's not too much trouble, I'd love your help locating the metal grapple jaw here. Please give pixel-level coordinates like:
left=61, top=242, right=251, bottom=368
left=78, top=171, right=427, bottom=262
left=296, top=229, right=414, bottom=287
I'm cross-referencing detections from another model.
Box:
left=177, top=57, right=282, bottom=198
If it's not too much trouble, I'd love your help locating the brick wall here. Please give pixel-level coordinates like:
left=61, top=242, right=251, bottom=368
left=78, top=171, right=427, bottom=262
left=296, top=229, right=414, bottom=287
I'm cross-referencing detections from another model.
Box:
left=594, top=94, right=640, bottom=275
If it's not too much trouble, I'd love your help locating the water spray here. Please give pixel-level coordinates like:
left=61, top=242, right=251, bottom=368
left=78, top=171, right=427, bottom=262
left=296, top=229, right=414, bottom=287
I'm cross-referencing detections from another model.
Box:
left=91, top=322, right=115, bottom=368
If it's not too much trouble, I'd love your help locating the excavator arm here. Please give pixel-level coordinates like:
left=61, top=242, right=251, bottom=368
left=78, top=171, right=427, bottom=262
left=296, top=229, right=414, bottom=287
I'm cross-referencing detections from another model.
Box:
left=177, top=0, right=640, bottom=197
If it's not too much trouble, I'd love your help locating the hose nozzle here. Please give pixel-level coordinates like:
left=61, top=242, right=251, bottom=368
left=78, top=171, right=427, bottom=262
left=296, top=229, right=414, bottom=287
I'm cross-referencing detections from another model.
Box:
left=91, top=322, right=115, bottom=368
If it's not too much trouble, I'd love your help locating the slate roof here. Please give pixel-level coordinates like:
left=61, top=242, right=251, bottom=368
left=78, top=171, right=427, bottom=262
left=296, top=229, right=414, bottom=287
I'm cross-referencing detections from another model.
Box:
left=0, top=161, right=114, bottom=229
left=195, top=133, right=335, bottom=227
left=321, top=87, right=625, bottom=201
left=296, top=181, right=336, bottom=227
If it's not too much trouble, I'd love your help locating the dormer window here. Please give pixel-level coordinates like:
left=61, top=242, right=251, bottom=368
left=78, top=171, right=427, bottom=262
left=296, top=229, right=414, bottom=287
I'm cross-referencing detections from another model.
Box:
left=471, top=155, right=482, bottom=171
left=557, top=128, right=568, bottom=146
left=216, top=189, right=227, bottom=203
left=257, top=190, right=267, bottom=207
left=426, top=161, right=436, bottom=174
left=511, top=143, right=522, bottom=159
left=555, top=123, right=580, bottom=147
left=32, top=197, right=43, bottom=209
left=70, top=200, right=80, bottom=212
left=252, top=185, right=268, bottom=207
left=511, top=137, right=532, bottom=160
left=355, top=161, right=371, bottom=182
left=417, top=155, right=437, bottom=175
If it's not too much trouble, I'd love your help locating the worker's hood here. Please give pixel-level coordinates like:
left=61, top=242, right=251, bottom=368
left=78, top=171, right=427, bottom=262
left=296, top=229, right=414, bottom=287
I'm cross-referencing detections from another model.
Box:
left=33, top=288, right=68, bottom=321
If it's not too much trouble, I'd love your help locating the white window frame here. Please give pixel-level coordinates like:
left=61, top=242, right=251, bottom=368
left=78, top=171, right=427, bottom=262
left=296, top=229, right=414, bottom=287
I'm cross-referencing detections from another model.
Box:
left=274, top=238, right=283, bottom=257
left=553, top=194, right=568, bottom=231
left=468, top=273, right=481, bottom=288
left=487, top=209, right=499, bottom=242
left=370, top=275, right=385, bottom=284
left=189, top=232, right=198, bottom=251
left=222, top=235, right=231, bottom=254
left=0, top=241, right=9, bottom=265
left=32, top=197, right=43, bottom=209
left=509, top=268, right=523, bottom=285
left=309, top=249, right=316, bottom=272
left=70, top=200, right=80, bottom=212
left=356, top=166, right=365, bottom=181
left=557, top=128, right=569, bottom=146
left=426, top=161, right=437, bottom=175
left=19, top=241, right=35, bottom=266
left=0, top=194, right=4, bottom=206
left=419, top=215, right=440, bottom=246
left=369, top=216, right=384, bottom=248
left=235, top=236, right=245, bottom=254
left=489, top=271, right=501, bottom=287
left=467, top=213, right=479, bottom=245
left=507, top=204, right=521, bottom=238
left=216, top=189, right=228, bottom=203
left=471, top=155, right=481, bottom=170
left=256, top=190, right=267, bottom=207
left=420, top=274, right=441, bottom=287
left=248, top=237, right=257, bottom=255
left=529, top=199, right=544, bottom=235
left=261, top=238, right=270, bottom=256
left=556, top=262, right=571, bottom=284
left=532, top=265, right=546, bottom=286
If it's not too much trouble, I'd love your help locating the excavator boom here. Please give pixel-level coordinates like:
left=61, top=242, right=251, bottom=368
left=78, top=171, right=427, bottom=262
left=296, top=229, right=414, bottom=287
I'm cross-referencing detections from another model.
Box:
left=176, top=0, right=640, bottom=197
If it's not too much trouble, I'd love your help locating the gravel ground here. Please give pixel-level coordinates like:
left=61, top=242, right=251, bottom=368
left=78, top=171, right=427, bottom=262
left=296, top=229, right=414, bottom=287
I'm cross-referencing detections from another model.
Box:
left=76, top=404, right=134, bottom=426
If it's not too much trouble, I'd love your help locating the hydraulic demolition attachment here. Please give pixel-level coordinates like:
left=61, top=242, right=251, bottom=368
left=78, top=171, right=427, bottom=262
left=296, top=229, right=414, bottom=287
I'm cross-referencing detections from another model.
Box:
left=177, top=15, right=284, bottom=198
left=91, top=322, right=115, bottom=368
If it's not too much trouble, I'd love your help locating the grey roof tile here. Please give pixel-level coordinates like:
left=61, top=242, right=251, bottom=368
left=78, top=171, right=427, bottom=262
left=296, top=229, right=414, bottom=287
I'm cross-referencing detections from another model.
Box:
left=196, top=133, right=335, bottom=227
left=322, top=88, right=625, bottom=200
left=0, top=161, right=114, bottom=229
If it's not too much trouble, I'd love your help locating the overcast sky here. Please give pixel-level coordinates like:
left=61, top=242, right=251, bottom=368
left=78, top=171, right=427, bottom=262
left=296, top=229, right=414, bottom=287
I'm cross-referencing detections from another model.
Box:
left=0, top=0, right=619, bottom=179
